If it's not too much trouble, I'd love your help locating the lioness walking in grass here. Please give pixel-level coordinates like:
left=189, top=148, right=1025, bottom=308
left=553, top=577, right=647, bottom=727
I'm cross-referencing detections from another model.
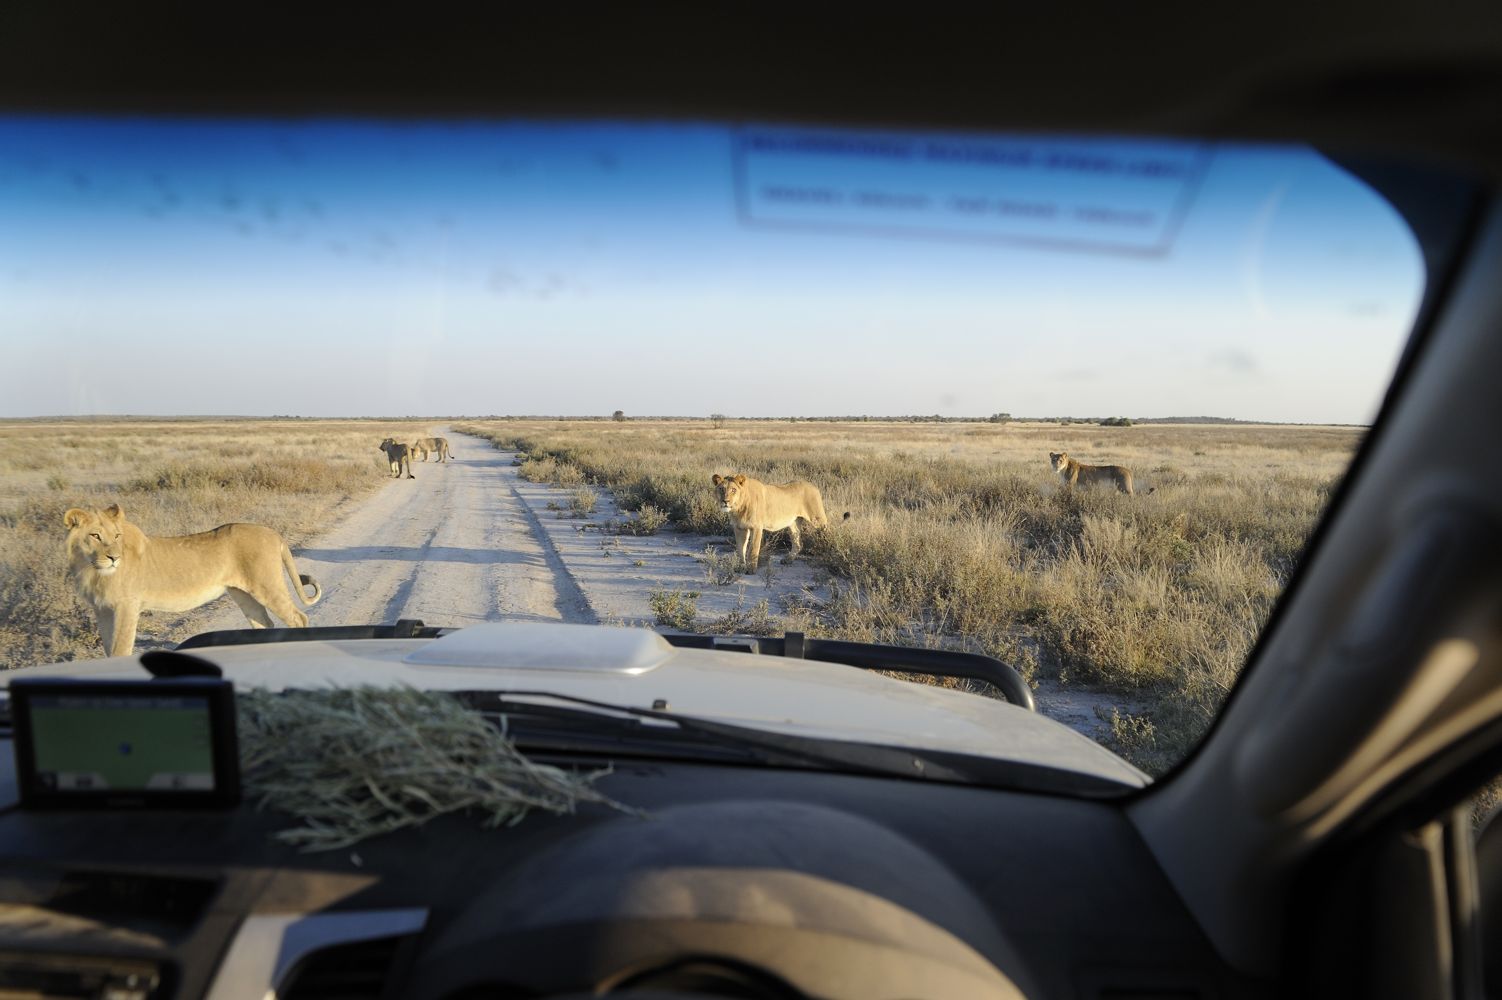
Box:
left=712, top=472, right=844, bottom=572
left=1050, top=451, right=1135, bottom=494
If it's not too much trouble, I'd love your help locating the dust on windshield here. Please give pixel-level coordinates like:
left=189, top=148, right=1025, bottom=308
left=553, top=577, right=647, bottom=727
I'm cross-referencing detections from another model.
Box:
left=0, top=119, right=1426, bottom=776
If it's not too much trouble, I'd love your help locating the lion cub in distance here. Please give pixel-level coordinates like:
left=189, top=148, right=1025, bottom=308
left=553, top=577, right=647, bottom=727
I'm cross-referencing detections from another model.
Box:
left=712, top=473, right=845, bottom=572
left=1049, top=451, right=1136, bottom=495
left=63, top=504, right=321, bottom=657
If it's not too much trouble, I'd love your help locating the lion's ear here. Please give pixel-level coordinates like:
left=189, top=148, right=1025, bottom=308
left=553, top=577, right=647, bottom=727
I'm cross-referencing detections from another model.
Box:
left=103, top=504, right=125, bottom=522
left=734, top=474, right=746, bottom=485
left=712, top=474, right=722, bottom=485
left=64, top=508, right=88, bottom=529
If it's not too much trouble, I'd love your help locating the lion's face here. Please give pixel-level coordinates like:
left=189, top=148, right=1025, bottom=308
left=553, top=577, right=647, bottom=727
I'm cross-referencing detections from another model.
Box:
left=712, top=473, right=748, bottom=513
left=64, top=505, right=126, bottom=575
left=1050, top=452, right=1068, bottom=472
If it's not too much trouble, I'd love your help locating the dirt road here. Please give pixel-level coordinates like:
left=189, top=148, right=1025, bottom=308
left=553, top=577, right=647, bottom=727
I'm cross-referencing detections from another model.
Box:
left=184, top=432, right=594, bottom=637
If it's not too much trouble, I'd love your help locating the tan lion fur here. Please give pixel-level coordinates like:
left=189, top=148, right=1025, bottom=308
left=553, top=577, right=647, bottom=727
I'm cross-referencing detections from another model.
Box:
left=711, top=472, right=838, bottom=572
left=379, top=438, right=415, bottom=479
left=63, top=504, right=321, bottom=657
left=1050, top=451, right=1135, bottom=494
left=412, top=436, right=452, bottom=462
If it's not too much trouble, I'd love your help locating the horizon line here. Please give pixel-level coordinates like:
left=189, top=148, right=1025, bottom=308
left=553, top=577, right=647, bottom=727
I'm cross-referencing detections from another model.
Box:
left=0, top=413, right=1371, bottom=428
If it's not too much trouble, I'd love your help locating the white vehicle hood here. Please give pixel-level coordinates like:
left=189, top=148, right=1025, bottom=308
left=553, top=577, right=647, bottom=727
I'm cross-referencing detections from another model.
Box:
left=5, top=622, right=1147, bottom=788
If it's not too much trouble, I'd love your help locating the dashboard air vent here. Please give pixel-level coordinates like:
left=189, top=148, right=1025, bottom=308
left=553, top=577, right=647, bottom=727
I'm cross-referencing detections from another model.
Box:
left=279, top=934, right=410, bottom=1000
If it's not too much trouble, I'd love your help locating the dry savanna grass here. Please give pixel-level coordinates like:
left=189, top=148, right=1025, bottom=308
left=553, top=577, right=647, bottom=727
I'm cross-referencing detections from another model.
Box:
left=0, top=419, right=431, bottom=668
left=458, top=418, right=1361, bottom=774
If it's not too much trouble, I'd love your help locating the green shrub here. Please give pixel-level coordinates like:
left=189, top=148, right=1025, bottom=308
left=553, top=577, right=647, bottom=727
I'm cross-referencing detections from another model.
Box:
left=554, top=463, right=587, bottom=487
left=518, top=458, right=557, bottom=483
left=704, top=597, right=780, bottom=636
left=568, top=488, right=597, bottom=516
left=701, top=545, right=743, bottom=586
left=615, top=503, right=668, bottom=536
left=648, top=589, right=700, bottom=630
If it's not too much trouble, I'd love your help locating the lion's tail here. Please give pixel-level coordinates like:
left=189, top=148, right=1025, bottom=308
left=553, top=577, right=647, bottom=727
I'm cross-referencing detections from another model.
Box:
left=282, top=546, right=322, bottom=607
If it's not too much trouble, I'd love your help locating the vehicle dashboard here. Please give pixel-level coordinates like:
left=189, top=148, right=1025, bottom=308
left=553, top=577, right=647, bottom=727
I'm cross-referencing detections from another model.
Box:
left=0, top=741, right=1256, bottom=999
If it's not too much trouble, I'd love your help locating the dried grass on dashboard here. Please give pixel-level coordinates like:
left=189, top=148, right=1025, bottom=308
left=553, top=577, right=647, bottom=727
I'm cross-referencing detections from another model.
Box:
left=237, top=687, right=636, bottom=851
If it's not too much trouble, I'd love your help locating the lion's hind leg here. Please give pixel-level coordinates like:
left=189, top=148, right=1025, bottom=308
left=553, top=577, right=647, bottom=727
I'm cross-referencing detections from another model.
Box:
left=782, top=520, right=802, bottom=564
left=229, top=585, right=308, bottom=629
left=226, top=588, right=276, bottom=628
left=808, top=490, right=830, bottom=529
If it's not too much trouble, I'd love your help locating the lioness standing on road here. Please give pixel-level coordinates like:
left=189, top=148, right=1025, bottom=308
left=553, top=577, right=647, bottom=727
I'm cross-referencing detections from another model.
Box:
left=63, top=504, right=321, bottom=657
left=379, top=438, right=416, bottom=479
left=412, top=436, right=453, bottom=463
left=1049, top=451, right=1135, bottom=494
left=712, top=473, right=841, bottom=572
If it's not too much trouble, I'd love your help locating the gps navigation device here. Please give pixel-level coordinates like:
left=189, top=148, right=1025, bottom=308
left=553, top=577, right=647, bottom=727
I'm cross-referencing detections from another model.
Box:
left=9, top=677, right=240, bottom=808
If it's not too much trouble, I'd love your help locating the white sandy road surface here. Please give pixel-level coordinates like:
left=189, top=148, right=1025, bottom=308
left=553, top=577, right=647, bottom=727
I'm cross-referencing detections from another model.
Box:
left=151, top=430, right=1134, bottom=739
left=179, top=432, right=594, bottom=635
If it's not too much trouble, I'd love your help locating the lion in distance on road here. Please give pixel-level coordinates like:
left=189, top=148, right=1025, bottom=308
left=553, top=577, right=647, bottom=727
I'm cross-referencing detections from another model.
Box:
left=411, top=436, right=453, bottom=463
left=379, top=438, right=416, bottom=479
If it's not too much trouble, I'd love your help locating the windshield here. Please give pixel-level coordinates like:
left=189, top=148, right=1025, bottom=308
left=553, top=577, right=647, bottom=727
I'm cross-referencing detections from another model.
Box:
left=0, top=118, right=1432, bottom=779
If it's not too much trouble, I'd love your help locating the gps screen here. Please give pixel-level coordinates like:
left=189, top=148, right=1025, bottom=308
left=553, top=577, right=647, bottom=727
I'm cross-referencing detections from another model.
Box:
left=27, top=693, right=216, bottom=792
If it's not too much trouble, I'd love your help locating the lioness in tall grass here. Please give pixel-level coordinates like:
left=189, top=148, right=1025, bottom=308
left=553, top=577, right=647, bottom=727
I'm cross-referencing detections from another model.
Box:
left=63, top=504, right=322, bottom=657
left=712, top=473, right=843, bottom=571
left=1050, top=451, right=1135, bottom=494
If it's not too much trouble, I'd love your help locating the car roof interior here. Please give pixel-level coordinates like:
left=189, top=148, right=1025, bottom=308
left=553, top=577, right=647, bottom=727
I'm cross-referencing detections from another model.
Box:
left=6, top=4, right=1502, bottom=997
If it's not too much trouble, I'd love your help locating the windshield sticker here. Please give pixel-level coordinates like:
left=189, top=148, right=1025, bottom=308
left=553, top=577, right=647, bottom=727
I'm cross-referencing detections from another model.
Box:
left=734, top=127, right=1211, bottom=255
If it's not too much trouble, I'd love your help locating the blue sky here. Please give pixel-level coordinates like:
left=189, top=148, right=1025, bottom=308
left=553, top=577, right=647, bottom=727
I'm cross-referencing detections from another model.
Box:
left=0, top=118, right=1424, bottom=422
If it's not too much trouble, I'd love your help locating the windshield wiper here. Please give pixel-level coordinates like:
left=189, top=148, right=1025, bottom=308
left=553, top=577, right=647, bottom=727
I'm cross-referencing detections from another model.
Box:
left=452, top=689, right=1128, bottom=797
left=178, top=619, right=448, bottom=648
